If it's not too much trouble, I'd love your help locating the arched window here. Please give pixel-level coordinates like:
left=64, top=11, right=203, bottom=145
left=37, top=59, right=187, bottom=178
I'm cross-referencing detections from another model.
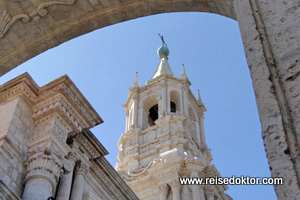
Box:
left=141, top=94, right=159, bottom=129
left=170, top=90, right=180, bottom=113
left=170, top=101, right=176, bottom=113
left=148, top=104, right=158, bottom=127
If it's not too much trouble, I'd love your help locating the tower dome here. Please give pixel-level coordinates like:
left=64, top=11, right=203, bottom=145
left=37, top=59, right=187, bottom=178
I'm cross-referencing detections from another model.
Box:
left=157, top=46, right=169, bottom=57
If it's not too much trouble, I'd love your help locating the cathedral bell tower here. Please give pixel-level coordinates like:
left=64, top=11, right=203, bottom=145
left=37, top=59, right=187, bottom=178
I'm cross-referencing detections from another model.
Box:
left=116, top=43, right=232, bottom=200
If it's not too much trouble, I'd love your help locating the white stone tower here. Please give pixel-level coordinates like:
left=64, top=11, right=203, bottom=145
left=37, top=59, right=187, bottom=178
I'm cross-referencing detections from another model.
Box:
left=116, top=44, right=232, bottom=200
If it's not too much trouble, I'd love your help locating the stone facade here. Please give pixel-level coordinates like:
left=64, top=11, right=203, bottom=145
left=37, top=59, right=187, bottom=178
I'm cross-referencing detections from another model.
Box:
left=0, top=73, right=138, bottom=200
left=116, top=46, right=232, bottom=200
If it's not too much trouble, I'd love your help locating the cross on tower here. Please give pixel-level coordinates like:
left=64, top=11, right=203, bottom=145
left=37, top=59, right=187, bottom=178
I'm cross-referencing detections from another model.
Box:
left=158, top=33, right=168, bottom=47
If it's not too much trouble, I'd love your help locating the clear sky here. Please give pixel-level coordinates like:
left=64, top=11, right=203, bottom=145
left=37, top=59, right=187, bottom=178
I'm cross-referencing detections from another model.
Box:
left=0, top=12, right=276, bottom=199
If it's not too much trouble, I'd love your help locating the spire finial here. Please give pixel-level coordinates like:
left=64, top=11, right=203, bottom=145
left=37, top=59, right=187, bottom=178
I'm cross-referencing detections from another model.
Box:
left=181, top=64, right=187, bottom=78
left=133, top=72, right=139, bottom=87
left=197, top=89, right=203, bottom=105
left=148, top=36, right=173, bottom=82
left=158, top=33, right=167, bottom=47
left=157, top=34, right=170, bottom=58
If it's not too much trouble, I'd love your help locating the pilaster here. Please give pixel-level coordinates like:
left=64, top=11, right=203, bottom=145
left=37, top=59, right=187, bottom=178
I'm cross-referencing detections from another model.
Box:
left=158, top=184, right=169, bottom=200
left=56, top=153, right=77, bottom=200
left=70, top=161, right=88, bottom=200
left=170, top=180, right=181, bottom=200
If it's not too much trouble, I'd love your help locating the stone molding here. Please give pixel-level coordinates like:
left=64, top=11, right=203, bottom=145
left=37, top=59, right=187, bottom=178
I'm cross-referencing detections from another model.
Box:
left=72, top=129, right=109, bottom=160
left=130, top=180, right=157, bottom=194
left=90, top=162, right=130, bottom=200
left=0, top=0, right=77, bottom=38
left=204, top=165, right=229, bottom=192
left=117, top=118, right=206, bottom=170
left=120, top=158, right=162, bottom=181
left=0, top=180, right=20, bottom=200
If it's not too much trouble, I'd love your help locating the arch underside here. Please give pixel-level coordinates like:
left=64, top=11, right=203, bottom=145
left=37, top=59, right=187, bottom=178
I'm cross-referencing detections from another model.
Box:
left=0, top=0, right=235, bottom=76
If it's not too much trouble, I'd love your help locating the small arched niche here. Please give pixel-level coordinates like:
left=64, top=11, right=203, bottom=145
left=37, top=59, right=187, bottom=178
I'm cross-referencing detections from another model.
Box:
left=170, top=90, right=181, bottom=114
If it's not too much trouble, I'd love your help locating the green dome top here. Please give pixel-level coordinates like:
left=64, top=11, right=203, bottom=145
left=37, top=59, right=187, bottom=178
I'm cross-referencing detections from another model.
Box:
left=157, top=46, right=170, bottom=57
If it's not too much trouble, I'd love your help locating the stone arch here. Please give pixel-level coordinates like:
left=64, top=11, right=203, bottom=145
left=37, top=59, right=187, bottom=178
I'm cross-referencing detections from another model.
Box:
left=141, top=94, right=159, bottom=129
left=0, top=0, right=235, bottom=75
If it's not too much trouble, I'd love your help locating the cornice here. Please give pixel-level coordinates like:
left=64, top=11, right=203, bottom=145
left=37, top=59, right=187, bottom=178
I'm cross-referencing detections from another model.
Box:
left=0, top=73, right=102, bottom=131
left=204, top=165, right=229, bottom=191
left=72, top=130, right=108, bottom=159
left=90, top=158, right=139, bottom=200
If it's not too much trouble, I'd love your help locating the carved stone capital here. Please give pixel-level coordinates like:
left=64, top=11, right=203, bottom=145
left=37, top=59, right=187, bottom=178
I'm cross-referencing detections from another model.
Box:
left=170, top=180, right=181, bottom=191
left=62, top=153, right=77, bottom=173
left=75, top=161, right=88, bottom=176
left=158, top=184, right=169, bottom=195
left=204, top=185, right=214, bottom=198
left=24, top=149, right=63, bottom=191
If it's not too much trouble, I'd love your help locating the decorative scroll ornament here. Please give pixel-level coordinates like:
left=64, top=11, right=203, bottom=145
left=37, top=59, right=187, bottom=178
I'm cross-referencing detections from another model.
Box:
left=120, top=158, right=162, bottom=181
left=0, top=0, right=77, bottom=38
left=24, top=148, right=63, bottom=191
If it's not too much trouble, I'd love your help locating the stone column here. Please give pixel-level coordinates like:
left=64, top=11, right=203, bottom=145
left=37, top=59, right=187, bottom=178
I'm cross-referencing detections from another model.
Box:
left=22, top=178, right=53, bottom=200
left=182, top=85, right=189, bottom=116
left=133, top=94, right=138, bottom=127
left=138, top=104, right=144, bottom=129
left=70, top=162, right=88, bottom=200
left=204, top=186, right=214, bottom=200
left=190, top=185, right=205, bottom=200
left=125, top=111, right=129, bottom=132
left=158, top=184, right=169, bottom=200
left=56, top=154, right=77, bottom=200
left=233, top=0, right=300, bottom=199
left=199, top=113, right=206, bottom=148
left=160, top=81, right=167, bottom=117
left=22, top=149, right=63, bottom=200
left=170, top=180, right=181, bottom=200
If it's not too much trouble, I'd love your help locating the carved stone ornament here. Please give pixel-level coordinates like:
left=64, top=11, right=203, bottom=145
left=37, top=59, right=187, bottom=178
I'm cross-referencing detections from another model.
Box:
left=120, top=158, right=162, bottom=181
left=0, top=0, right=77, bottom=38
left=24, top=148, right=63, bottom=191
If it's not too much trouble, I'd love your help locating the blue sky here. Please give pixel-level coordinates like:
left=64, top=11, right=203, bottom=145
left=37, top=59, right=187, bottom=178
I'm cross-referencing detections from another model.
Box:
left=0, top=12, right=276, bottom=199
